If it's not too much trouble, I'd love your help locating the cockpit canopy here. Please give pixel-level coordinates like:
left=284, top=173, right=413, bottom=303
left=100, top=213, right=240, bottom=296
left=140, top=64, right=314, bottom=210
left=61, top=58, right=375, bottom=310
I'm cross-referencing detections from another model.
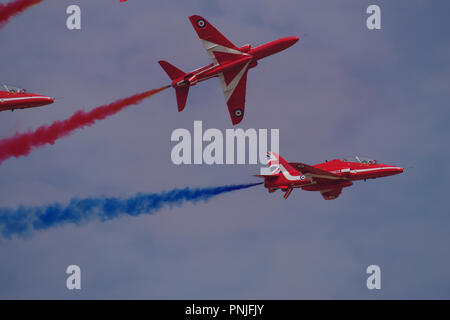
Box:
left=1, top=84, right=26, bottom=93
left=341, top=156, right=377, bottom=164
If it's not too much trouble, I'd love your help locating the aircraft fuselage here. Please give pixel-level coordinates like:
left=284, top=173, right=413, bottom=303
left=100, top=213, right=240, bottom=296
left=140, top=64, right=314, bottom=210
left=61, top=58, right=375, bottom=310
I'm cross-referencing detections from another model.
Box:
left=265, top=159, right=404, bottom=190
left=0, top=91, right=54, bottom=112
left=171, top=37, right=299, bottom=89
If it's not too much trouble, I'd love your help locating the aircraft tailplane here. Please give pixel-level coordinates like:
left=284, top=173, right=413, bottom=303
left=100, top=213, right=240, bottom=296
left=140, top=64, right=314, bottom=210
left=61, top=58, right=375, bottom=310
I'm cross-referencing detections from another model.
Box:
left=175, top=87, right=189, bottom=112
left=158, top=60, right=190, bottom=112
left=158, top=60, right=185, bottom=80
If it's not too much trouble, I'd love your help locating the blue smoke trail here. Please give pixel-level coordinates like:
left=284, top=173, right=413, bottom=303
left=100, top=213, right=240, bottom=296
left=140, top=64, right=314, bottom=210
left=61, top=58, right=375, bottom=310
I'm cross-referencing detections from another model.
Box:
left=0, top=183, right=262, bottom=239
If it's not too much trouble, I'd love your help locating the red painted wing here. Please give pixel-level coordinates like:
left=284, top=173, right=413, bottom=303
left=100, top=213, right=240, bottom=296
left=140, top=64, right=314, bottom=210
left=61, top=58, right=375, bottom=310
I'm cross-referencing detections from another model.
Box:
left=220, top=64, right=249, bottom=125
left=289, top=162, right=344, bottom=183
left=189, top=15, right=239, bottom=50
left=188, top=15, right=249, bottom=65
left=188, top=15, right=252, bottom=125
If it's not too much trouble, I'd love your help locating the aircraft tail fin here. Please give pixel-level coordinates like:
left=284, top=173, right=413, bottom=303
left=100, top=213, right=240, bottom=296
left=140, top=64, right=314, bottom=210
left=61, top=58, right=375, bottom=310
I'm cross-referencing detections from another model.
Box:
left=158, top=60, right=189, bottom=112
left=267, top=152, right=300, bottom=176
left=158, top=60, right=186, bottom=81
left=256, top=153, right=301, bottom=200
left=175, top=87, right=189, bottom=112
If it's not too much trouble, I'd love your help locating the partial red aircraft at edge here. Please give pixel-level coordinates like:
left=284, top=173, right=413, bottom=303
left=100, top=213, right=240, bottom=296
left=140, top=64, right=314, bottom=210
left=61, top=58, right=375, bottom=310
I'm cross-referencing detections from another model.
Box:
left=256, top=152, right=404, bottom=200
left=159, top=15, right=299, bottom=125
left=0, top=84, right=54, bottom=112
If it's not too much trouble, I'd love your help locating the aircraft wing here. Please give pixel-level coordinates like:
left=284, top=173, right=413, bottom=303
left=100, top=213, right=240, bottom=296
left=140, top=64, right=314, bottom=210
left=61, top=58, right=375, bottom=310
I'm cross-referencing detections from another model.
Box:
left=320, top=187, right=343, bottom=200
left=189, top=15, right=252, bottom=125
left=189, top=15, right=250, bottom=65
left=219, top=62, right=250, bottom=125
left=289, top=162, right=345, bottom=183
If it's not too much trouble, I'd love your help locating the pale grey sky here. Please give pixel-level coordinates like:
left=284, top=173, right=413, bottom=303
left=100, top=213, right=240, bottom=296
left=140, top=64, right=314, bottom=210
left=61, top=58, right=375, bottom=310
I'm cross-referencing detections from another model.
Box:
left=0, top=0, right=449, bottom=299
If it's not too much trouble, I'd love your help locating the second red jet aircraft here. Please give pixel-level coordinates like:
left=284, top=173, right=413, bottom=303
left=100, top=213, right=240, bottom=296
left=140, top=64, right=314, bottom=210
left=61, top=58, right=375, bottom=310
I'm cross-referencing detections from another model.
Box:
left=159, top=15, right=299, bottom=125
left=0, top=84, right=54, bottom=112
left=256, top=152, right=404, bottom=200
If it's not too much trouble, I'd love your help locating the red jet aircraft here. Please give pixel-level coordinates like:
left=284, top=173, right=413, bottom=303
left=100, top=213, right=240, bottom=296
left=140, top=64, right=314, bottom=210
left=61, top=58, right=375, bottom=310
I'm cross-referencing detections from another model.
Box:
left=159, top=15, right=299, bottom=125
left=0, top=84, right=54, bottom=112
left=255, top=152, right=404, bottom=200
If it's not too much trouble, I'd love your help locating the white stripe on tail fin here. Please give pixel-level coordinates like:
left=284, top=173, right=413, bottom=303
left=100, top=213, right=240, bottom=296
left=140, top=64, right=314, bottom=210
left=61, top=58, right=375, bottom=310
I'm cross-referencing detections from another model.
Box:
left=267, top=152, right=303, bottom=181
left=266, top=151, right=281, bottom=175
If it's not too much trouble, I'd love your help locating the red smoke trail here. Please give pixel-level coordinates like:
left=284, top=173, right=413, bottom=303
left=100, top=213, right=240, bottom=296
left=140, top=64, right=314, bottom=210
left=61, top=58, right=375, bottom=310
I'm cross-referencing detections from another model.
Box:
left=0, top=86, right=170, bottom=165
left=0, top=0, right=42, bottom=29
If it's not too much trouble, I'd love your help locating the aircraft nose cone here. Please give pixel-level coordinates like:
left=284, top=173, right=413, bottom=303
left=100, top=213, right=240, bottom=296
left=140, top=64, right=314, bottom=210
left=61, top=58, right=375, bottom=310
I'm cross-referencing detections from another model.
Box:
left=391, top=166, right=404, bottom=175
left=42, top=96, right=55, bottom=105
left=286, top=36, right=299, bottom=46
left=276, top=37, right=299, bottom=52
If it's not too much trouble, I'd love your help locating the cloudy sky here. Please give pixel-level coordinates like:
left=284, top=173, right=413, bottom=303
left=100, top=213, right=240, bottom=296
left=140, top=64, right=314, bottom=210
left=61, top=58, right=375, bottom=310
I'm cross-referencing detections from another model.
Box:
left=0, top=0, right=449, bottom=299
